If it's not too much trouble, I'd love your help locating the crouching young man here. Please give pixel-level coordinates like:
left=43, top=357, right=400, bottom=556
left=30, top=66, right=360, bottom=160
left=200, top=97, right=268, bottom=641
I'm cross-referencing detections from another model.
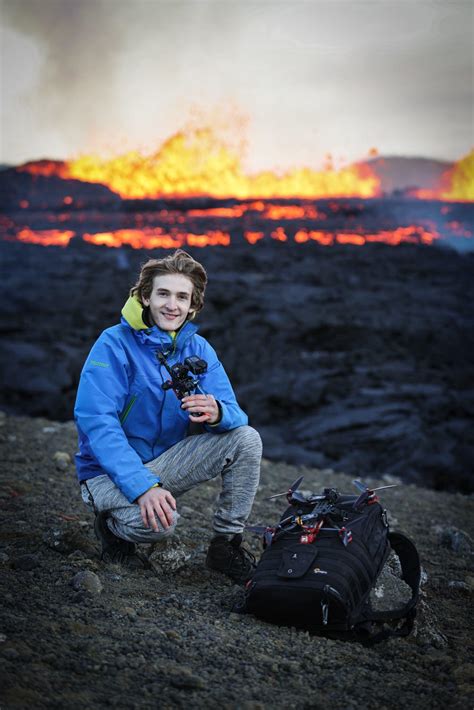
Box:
left=74, top=249, right=262, bottom=583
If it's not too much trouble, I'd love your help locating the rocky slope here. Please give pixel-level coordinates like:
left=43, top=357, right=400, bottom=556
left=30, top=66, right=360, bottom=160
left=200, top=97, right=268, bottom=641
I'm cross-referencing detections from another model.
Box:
left=0, top=412, right=473, bottom=709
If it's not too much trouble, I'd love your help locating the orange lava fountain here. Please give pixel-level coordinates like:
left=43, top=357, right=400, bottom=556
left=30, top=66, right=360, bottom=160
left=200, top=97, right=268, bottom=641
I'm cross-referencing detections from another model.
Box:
left=440, top=149, right=474, bottom=201
left=415, top=149, right=474, bottom=201
left=20, top=128, right=380, bottom=200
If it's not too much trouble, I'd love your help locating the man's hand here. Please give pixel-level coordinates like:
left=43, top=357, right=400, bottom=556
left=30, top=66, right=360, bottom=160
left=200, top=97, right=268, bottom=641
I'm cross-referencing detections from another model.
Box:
left=181, top=394, right=221, bottom=424
left=137, top=487, right=176, bottom=531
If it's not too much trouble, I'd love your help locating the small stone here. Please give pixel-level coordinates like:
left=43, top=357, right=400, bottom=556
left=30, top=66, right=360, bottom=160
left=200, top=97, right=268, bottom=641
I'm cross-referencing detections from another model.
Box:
left=123, top=607, right=137, bottom=618
left=413, top=598, right=448, bottom=648
left=53, top=451, right=71, bottom=471
left=279, top=660, right=300, bottom=672
left=13, top=554, right=39, bottom=571
left=465, top=575, right=474, bottom=590
left=370, top=554, right=412, bottom=609
left=255, top=654, right=274, bottom=666
left=149, top=539, right=192, bottom=573
left=0, top=633, right=7, bottom=643
left=0, top=552, right=9, bottom=564
left=169, top=667, right=205, bottom=690
left=165, top=630, right=181, bottom=641
left=180, top=506, right=195, bottom=516
left=162, top=594, right=179, bottom=605
left=42, top=426, right=57, bottom=433
left=71, top=570, right=103, bottom=594
left=7, top=434, right=17, bottom=442
left=433, top=525, right=473, bottom=554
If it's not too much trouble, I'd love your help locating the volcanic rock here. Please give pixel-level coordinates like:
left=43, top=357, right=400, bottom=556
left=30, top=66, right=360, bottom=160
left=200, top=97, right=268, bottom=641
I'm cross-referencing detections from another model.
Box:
left=71, top=570, right=103, bottom=594
left=53, top=451, right=72, bottom=471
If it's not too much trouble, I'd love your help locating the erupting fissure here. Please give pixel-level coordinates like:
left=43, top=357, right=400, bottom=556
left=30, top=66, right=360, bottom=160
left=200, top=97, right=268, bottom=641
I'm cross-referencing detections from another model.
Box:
left=18, top=131, right=473, bottom=202
left=19, top=128, right=380, bottom=200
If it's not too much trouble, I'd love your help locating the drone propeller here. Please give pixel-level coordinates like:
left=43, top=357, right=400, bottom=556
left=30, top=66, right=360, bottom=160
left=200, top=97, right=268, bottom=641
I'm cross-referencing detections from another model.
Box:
left=352, top=479, right=398, bottom=510
left=268, top=475, right=304, bottom=500
left=353, top=479, right=398, bottom=493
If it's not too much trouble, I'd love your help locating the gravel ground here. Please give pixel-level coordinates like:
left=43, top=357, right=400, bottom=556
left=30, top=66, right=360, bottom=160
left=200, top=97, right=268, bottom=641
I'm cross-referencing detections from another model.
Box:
left=0, top=411, right=473, bottom=710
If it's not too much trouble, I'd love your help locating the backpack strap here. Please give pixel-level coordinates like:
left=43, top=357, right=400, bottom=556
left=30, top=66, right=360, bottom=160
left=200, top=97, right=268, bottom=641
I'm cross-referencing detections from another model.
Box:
left=370, top=532, right=421, bottom=622
left=354, top=531, right=421, bottom=645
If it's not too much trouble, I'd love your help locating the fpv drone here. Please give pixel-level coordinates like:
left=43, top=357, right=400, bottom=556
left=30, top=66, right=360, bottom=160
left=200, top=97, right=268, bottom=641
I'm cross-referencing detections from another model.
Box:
left=246, top=476, right=396, bottom=548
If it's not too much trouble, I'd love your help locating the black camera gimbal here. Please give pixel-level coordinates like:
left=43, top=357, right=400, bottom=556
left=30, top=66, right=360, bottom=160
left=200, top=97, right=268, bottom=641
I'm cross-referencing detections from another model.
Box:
left=156, top=351, right=208, bottom=414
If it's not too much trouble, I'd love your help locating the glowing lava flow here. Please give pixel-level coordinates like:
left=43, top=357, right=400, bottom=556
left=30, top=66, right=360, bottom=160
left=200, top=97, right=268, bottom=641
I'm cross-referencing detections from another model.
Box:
left=7, top=224, right=442, bottom=249
left=83, top=229, right=230, bottom=249
left=186, top=203, right=325, bottom=220
left=291, top=226, right=438, bottom=246
left=15, top=228, right=75, bottom=246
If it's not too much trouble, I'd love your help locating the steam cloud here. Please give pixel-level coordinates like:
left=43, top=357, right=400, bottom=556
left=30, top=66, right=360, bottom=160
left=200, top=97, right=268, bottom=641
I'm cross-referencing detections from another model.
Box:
left=3, top=0, right=133, bottom=154
left=1, top=0, right=473, bottom=166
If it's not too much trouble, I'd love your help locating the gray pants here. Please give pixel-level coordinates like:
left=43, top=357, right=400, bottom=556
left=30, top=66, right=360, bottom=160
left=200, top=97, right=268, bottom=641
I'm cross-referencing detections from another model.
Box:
left=81, top=425, right=262, bottom=544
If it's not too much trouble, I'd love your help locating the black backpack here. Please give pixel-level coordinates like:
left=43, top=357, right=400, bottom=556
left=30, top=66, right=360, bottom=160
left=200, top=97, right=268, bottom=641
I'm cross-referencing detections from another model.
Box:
left=241, top=481, right=421, bottom=644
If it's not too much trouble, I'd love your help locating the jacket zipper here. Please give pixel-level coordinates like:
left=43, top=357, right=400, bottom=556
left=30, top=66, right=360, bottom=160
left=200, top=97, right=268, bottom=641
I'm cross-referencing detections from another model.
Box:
left=120, top=395, right=137, bottom=424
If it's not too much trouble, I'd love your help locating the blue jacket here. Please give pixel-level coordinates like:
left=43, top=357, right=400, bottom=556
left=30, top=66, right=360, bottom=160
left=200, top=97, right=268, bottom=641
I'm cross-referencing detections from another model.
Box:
left=74, top=296, right=248, bottom=502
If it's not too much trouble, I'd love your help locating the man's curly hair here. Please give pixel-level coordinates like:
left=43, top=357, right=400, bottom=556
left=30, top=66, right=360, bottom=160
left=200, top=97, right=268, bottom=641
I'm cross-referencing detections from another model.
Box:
left=130, top=249, right=208, bottom=316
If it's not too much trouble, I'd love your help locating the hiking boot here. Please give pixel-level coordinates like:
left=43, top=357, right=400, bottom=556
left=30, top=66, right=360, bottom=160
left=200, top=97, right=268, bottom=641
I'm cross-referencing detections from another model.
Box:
left=93, top=512, right=149, bottom=570
left=206, top=533, right=256, bottom=584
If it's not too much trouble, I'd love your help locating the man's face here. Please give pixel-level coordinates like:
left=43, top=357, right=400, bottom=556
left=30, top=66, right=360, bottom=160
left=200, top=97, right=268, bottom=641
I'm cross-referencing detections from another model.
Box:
left=143, top=274, right=194, bottom=331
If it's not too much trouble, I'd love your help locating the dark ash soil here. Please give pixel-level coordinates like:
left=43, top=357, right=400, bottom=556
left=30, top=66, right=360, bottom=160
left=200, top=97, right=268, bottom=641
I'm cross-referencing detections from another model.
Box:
left=0, top=412, right=473, bottom=710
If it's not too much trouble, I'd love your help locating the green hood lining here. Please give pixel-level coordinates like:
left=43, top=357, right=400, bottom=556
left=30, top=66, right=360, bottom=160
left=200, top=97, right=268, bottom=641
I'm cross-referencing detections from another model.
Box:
left=122, top=296, right=149, bottom=330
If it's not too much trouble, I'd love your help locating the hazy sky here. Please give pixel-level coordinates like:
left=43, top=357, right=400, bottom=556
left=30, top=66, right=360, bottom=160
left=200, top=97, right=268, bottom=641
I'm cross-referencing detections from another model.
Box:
left=1, top=0, right=473, bottom=171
